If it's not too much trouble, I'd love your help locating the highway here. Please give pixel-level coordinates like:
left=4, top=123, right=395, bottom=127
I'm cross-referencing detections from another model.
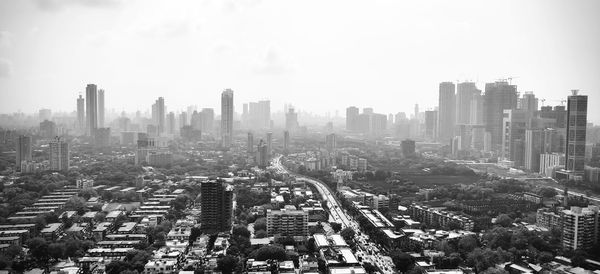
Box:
left=271, top=155, right=397, bottom=273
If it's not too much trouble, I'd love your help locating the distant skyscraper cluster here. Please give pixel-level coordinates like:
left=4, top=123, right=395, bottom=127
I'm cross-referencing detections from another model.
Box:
left=345, top=106, right=387, bottom=136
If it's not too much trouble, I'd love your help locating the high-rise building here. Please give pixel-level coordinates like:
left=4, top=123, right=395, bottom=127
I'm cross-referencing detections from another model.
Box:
left=166, top=112, right=175, bottom=135
left=562, top=206, right=599, bottom=250
left=519, top=92, right=538, bottom=116
left=564, top=90, right=588, bottom=177
left=153, top=97, right=165, bottom=134
left=16, top=135, right=32, bottom=171
left=85, top=84, right=98, bottom=136
left=456, top=82, right=479, bottom=125
left=247, top=132, right=254, bottom=157
left=484, top=81, right=518, bottom=149
left=201, top=108, right=215, bottom=133
left=77, top=95, right=85, bottom=133
left=540, top=153, right=565, bottom=177
left=266, top=132, right=272, bottom=157
left=424, top=110, right=438, bottom=140
left=283, top=131, right=290, bottom=154
left=326, top=133, right=336, bottom=152
left=200, top=180, right=233, bottom=233
left=221, top=89, right=234, bottom=147
left=247, top=100, right=271, bottom=129
left=266, top=207, right=309, bottom=237
left=49, top=137, right=69, bottom=171
left=524, top=129, right=543, bottom=172
left=40, top=120, right=57, bottom=138
left=39, top=109, right=52, bottom=121
left=437, top=82, right=456, bottom=143
left=98, top=89, right=105, bottom=127
left=257, top=139, right=268, bottom=168
left=285, top=108, right=299, bottom=132
left=501, top=109, right=530, bottom=168
left=179, top=112, right=188, bottom=128
left=346, top=106, right=359, bottom=132
left=470, top=91, right=484, bottom=125
left=539, top=106, right=567, bottom=128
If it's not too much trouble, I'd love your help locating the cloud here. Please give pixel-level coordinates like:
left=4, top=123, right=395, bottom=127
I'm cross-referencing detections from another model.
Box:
left=129, top=19, right=192, bottom=39
left=221, top=0, right=262, bottom=13
left=0, top=31, right=13, bottom=48
left=0, top=59, right=13, bottom=78
left=254, top=46, right=294, bottom=75
left=32, top=0, right=122, bottom=11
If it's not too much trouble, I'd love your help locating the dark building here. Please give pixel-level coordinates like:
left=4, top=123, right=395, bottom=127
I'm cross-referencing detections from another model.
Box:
left=564, top=90, right=588, bottom=176
left=401, top=139, right=416, bottom=157
left=424, top=110, right=437, bottom=140
left=221, top=89, right=234, bottom=147
left=200, top=181, right=233, bottom=233
left=484, top=81, right=518, bottom=150
left=86, top=84, right=98, bottom=136
left=16, top=135, right=32, bottom=171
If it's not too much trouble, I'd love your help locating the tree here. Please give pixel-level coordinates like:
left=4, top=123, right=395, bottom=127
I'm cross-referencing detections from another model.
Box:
left=390, top=250, right=414, bottom=273
left=458, top=235, right=478, bottom=254
left=255, top=229, right=268, bottom=238
left=232, top=225, right=251, bottom=238
left=217, top=255, right=238, bottom=274
left=340, top=227, right=355, bottom=242
left=48, top=243, right=65, bottom=261
left=189, top=226, right=202, bottom=244
left=495, top=214, right=514, bottom=228
left=537, top=251, right=554, bottom=264
left=254, top=217, right=267, bottom=231
left=250, top=245, right=287, bottom=261
left=330, top=222, right=342, bottom=233
left=27, top=237, right=49, bottom=265
left=4, top=245, right=22, bottom=259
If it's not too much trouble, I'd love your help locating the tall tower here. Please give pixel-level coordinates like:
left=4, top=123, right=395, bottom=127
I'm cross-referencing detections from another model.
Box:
left=154, top=97, right=165, bottom=134
left=437, top=82, right=456, bottom=143
left=483, top=81, right=518, bottom=149
left=266, top=132, right=272, bottom=158
left=346, top=106, right=359, bottom=132
left=283, top=131, right=290, bottom=155
left=326, top=133, right=336, bottom=152
left=200, top=181, right=233, bottom=233
left=247, top=132, right=254, bottom=157
left=221, top=89, right=234, bottom=147
left=85, top=84, right=98, bottom=136
left=77, top=94, right=85, bottom=133
left=49, top=137, right=69, bottom=171
left=98, top=89, right=105, bottom=127
left=456, top=82, right=480, bottom=125
left=565, top=90, right=587, bottom=176
left=16, top=135, right=32, bottom=171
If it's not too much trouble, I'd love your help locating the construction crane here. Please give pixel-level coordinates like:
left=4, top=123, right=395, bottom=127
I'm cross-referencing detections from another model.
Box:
left=540, top=99, right=546, bottom=107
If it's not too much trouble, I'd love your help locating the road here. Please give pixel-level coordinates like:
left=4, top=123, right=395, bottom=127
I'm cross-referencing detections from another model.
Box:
left=271, top=156, right=396, bottom=274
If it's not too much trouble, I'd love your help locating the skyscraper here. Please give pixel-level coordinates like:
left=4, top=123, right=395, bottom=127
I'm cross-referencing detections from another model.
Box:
left=519, top=92, right=538, bottom=116
left=285, top=107, right=299, bottom=132
left=564, top=90, right=588, bottom=177
left=85, top=84, right=98, bottom=136
left=247, top=132, right=254, bottom=157
left=326, top=133, right=336, bottom=152
left=49, top=137, right=69, bottom=171
left=166, top=112, right=175, bottom=135
left=221, top=89, right=234, bottom=147
left=201, top=108, right=215, bottom=133
left=200, top=180, right=233, bottom=233
left=484, top=81, right=518, bottom=149
left=16, top=135, right=32, bottom=171
left=283, top=130, right=290, bottom=154
left=98, top=89, right=105, bottom=127
left=456, top=82, right=480, bottom=125
left=154, top=97, right=165, bottom=134
left=501, top=109, right=529, bottom=168
left=437, top=82, right=456, bottom=142
left=525, top=129, right=543, bottom=172
left=425, top=110, right=438, bottom=140
left=346, top=106, right=359, bottom=132
left=266, top=132, right=272, bottom=157
left=248, top=100, right=271, bottom=129
left=77, top=95, right=85, bottom=133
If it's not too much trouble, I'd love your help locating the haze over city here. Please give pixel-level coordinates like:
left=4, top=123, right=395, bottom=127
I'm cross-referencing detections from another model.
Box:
left=1, top=0, right=599, bottom=123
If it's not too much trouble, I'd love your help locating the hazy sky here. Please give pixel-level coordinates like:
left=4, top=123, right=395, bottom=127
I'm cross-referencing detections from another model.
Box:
left=0, top=0, right=599, bottom=123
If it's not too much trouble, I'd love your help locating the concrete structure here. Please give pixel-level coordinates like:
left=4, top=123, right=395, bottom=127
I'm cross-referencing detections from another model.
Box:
left=437, top=82, right=456, bottom=143
left=562, top=206, right=599, bottom=250
left=86, top=84, right=98, bottom=136
left=266, top=208, right=309, bottom=237
left=221, top=89, right=234, bottom=147
left=16, top=135, right=32, bottom=171
left=49, top=137, right=69, bottom=171
left=483, top=81, right=518, bottom=150
left=564, top=90, right=588, bottom=178
left=98, top=89, right=105, bottom=127
left=200, top=181, right=233, bottom=232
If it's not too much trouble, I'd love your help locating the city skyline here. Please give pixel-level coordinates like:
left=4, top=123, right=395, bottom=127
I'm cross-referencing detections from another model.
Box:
left=1, top=0, right=599, bottom=123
